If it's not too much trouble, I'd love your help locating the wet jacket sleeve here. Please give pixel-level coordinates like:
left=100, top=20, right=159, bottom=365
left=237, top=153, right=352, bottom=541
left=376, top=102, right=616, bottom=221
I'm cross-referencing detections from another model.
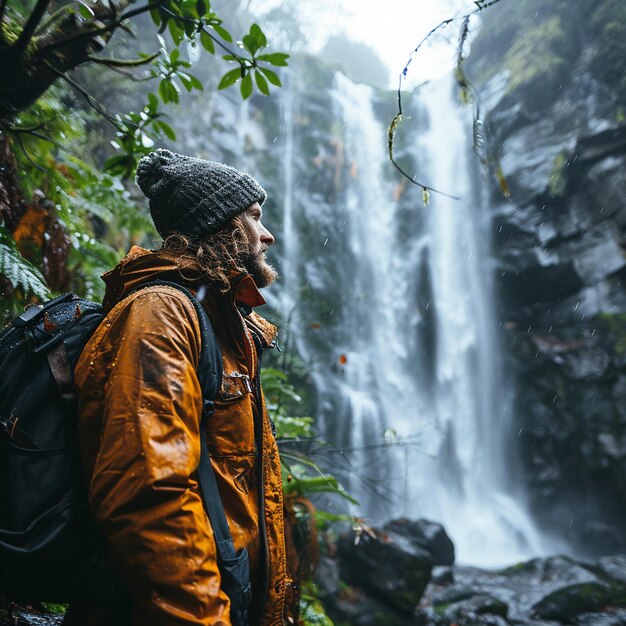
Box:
left=77, top=290, right=231, bottom=626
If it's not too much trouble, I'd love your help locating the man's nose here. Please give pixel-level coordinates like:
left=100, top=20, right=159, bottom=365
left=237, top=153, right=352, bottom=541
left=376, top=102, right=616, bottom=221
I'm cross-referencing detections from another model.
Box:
left=261, top=225, right=275, bottom=247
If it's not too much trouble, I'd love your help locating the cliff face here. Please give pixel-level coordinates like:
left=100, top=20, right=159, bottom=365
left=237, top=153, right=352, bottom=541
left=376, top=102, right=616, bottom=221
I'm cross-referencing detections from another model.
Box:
left=469, top=0, right=626, bottom=554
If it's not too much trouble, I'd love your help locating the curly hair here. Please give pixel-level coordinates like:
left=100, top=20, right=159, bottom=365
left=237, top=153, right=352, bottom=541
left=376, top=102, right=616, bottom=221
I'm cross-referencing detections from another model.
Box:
left=161, top=215, right=250, bottom=292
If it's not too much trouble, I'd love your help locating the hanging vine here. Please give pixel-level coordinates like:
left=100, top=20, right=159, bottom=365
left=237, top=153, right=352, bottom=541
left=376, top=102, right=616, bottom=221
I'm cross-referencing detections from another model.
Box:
left=388, top=0, right=509, bottom=204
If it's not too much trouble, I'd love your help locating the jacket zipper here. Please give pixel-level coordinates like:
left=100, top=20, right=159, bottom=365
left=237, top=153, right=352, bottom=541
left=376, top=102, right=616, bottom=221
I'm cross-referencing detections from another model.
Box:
left=250, top=329, right=270, bottom=623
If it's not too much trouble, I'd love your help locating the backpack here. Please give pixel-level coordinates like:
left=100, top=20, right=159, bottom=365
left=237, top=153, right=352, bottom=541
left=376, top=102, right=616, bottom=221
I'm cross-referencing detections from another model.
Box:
left=0, top=282, right=251, bottom=625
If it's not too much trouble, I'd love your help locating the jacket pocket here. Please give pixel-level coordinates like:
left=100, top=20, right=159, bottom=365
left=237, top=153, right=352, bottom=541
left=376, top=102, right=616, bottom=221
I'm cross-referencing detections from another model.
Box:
left=209, top=372, right=255, bottom=456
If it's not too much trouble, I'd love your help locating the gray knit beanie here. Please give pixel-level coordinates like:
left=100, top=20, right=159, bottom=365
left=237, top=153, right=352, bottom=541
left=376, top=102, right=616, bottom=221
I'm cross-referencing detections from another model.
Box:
left=136, top=148, right=267, bottom=239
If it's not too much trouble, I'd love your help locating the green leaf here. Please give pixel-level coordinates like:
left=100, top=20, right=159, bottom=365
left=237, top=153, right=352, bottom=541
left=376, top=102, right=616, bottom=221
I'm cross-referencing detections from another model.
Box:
left=158, top=79, right=170, bottom=102
left=249, top=23, right=267, bottom=48
left=147, top=93, right=159, bottom=112
left=103, top=154, right=134, bottom=177
left=189, top=74, right=204, bottom=90
left=242, top=34, right=258, bottom=56
left=222, top=54, right=238, bottom=61
left=78, top=1, right=94, bottom=19
left=156, top=121, right=176, bottom=141
left=254, top=70, right=270, bottom=96
left=150, top=8, right=161, bottom=26
left=217, top=68, right=241, bottom=90
left=259, top=66, right=281, bottom=86
left=196, top=0, right=207, bottom=17
left=167, top=80, right=180, bottom=103
left=179, top=73, right=193, bottom=92
left=169, top=20, right=184, bottom=46
left=283, top=474, right=358, bottom=504
left=212, top=23, right=232, bottom=42
left=170, top=48, right=180, bottom=63
left=240, top=72, right=253, bottom=99
left=200, top=30, right=215, bottom=54
left=256, top=52, right=289, bottom=66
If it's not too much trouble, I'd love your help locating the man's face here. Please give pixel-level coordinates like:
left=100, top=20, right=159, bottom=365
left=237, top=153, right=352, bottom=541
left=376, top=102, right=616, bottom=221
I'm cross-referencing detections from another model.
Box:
left=240, top=202, right=278, bottom=288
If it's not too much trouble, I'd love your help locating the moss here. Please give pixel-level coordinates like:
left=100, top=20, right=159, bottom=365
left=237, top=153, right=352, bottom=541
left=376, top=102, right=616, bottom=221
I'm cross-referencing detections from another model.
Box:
left=597, top=313, right=626, bottom=356
left=40, top=602, right=68, bottom=614
left=504, top=15, right=567, bottom=96
left=548, top=152, right=568, bottom=197
left=434, top=601, right=452, bottom=615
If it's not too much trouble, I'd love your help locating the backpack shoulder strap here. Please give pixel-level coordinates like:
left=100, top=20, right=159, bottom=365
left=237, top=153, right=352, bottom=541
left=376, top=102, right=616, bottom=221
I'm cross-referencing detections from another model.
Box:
left=125, top=281, right=236, bottom=560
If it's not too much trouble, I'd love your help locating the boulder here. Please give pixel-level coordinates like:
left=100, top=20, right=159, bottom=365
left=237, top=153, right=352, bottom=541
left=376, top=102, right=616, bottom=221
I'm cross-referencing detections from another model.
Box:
left=531, top=581, right=625, bottom=622
left=337, top=527, right=433, bottom=614
left=383, top=518, right=455, bottom=566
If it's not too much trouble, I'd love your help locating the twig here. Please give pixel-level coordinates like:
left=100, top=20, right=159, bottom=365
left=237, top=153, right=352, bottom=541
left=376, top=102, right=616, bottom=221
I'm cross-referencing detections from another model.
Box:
left=15, top=132, right=46, bottom=172
left=35, top=1, right=162, bottom=57
left=153, top=6, right=245, bottom=63
left=199, top=27, right=243, bottom=61
left=35, top=3, right=74, bottom=35
left=46, top=63, right=123, bottom=130
left=87, top=50, right=160, bottom=67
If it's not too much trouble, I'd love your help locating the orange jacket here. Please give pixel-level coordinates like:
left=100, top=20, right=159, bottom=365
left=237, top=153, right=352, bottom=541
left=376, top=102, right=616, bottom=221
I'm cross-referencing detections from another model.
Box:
left=75, top=247, right=288, bottom=625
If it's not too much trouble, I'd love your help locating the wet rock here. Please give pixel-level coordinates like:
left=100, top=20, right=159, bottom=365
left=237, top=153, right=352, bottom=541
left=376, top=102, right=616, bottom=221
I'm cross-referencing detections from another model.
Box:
left=0, top=604, right=63, bottom=626
left=383, top=518, right=455, bottom=566
left=329, top=584, right=418, bottom=626
left=574, top=608, right=626, bottom=625
left=597, top=555, right=626, bottom=585
left=434, top=592, right=508, bottom=621
left=431, top=566, right=454, bottom=586
left=414, top=605, right=509, bottom=626
left=531, top=581, right=625, bottom=622
left=337, top=527, right=433, bottom=614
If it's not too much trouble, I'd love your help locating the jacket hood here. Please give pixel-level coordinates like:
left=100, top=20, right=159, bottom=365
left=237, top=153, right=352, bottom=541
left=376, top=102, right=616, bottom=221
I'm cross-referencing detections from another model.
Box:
left=101, top=246, right=267, bottom=314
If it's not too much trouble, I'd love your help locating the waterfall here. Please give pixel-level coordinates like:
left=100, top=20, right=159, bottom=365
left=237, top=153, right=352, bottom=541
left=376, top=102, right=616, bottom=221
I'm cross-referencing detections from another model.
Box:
left=408, top=76, right=547, bottom=565
left=273, top=68, right=550, bottom=566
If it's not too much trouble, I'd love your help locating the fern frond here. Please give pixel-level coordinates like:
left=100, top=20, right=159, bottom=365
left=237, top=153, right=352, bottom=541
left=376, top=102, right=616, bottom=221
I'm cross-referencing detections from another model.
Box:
left=0, top=228, right=50, bottom=299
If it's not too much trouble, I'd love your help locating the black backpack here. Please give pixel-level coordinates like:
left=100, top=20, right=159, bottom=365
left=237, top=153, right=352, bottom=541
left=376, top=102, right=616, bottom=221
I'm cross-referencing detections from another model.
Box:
left=0, top=282, right=251, bottom=625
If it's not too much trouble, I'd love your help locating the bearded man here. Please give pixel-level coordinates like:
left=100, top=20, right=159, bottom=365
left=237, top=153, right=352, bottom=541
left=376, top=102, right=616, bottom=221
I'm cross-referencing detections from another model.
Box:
left=72, top=149, right=290, bottom=626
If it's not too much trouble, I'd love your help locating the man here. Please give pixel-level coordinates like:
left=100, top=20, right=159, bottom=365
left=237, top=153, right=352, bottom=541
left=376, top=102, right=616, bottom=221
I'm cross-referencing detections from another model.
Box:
left=73, top=149, right=291, bottom=625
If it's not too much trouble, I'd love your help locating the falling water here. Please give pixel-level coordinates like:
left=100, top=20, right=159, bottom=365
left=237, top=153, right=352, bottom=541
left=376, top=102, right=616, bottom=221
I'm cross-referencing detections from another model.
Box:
left=273, top=69, right=549, bottom=566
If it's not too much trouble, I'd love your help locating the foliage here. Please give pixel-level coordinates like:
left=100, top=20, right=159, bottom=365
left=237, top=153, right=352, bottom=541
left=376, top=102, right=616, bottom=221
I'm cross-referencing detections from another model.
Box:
left=40, top=602, right=67, bottom=614
left=0, top=0, right=288, bottom=176
left=0, top=0, right=289, bottom=319
left=299, top=582, right=334, bottom=626
left=263, top=366, right=357, bottom=506
left=0, top=224, right=49, bottom=319
left=0, top=80, right=151, bottom=322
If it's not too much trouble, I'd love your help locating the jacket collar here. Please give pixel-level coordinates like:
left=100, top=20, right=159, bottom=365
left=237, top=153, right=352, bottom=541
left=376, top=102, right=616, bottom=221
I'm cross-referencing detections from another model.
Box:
left=102, top=247, right=278, bottom=347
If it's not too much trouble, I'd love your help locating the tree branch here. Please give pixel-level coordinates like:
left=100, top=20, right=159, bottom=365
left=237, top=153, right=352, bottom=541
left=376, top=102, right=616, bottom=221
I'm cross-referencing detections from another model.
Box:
left=200, top=26, right=242, bottom=59
left=46, top=63, right=123, bottom=130
left=35, top=1, right=162, bottom=57
left=35, top=4, right=75, bottom=35
left=13, top=0, right=54, bottom=54
left=87, top=51, right=160, bottom=67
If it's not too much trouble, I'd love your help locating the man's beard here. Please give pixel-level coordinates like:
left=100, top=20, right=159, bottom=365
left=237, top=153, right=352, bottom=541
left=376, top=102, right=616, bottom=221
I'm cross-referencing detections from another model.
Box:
left=242, top=250, right=278, bottom=288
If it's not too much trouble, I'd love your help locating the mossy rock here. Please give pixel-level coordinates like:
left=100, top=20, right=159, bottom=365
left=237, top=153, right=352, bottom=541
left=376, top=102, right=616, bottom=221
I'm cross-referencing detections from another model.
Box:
left=532, top=581, right=626, bottom=621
